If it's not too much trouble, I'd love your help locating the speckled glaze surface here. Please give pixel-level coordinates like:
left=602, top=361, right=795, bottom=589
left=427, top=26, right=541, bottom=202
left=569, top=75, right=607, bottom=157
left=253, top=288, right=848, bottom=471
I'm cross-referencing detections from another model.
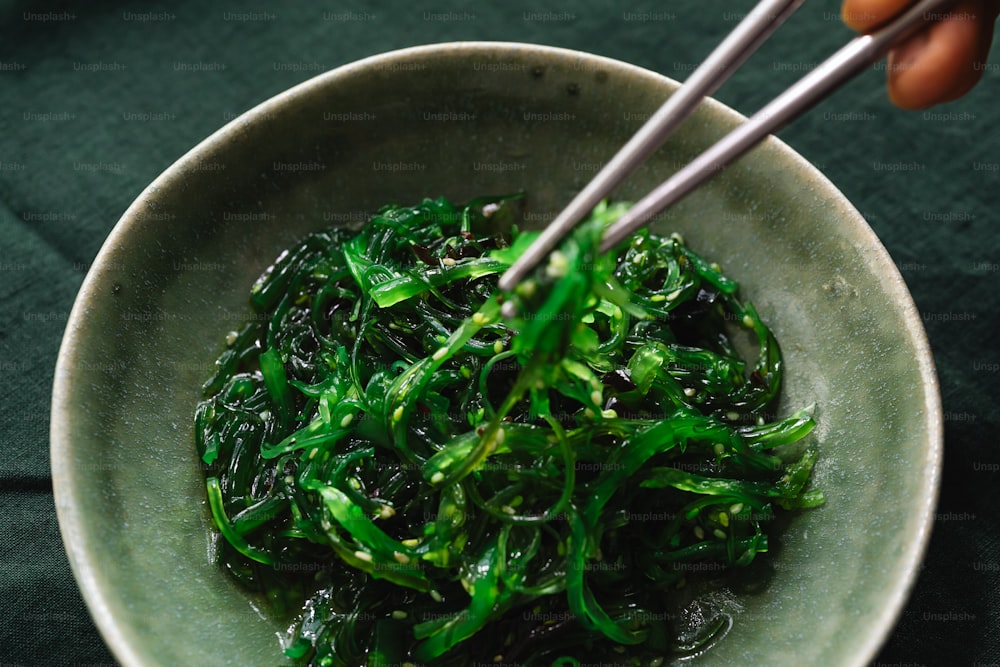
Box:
left=51, top=42, right=941, bottom=666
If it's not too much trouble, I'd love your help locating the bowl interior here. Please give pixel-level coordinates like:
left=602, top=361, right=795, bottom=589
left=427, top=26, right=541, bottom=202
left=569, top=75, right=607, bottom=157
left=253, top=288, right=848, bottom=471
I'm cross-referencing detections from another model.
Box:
left=52, top=42, right=940, bottom=667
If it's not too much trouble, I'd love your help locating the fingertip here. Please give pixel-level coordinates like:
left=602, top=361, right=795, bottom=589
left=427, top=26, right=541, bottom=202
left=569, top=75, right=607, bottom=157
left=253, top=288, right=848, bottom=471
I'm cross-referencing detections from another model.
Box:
left=885, top=1, right=992, bottom=109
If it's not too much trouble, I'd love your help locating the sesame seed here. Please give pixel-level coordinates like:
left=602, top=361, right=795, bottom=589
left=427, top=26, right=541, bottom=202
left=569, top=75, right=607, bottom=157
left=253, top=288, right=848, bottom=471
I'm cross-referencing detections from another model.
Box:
left=694, top=526, right=705, bottom=540
left=493, top=339, right=504, bottom=354
left=392, top=405, right=404, bottom=423
left=402, top=538, right=420, bottom=548
left=601, top=408, right=618, bottom=419
left=393, top=551, right=410, bottom=564
left=718, top=512, right=730, bottom=528
left=308, top=448, right=318, bottom=460
left=729, top=503, right=744, bottom=515
left=432, top=347, right=448, bottom=361
left=472, top=312, right=489, bottom=326
left=650, top=293, right=666, bottom=302
left=225, top=331, right=238, bottom=346
left=683, top=387, right=696, bottom=397
left=340, top=413, right=354, bottom=428
left=430, top=471, right=445, bottom=485
left=378, top=504, right=396, bottom=520
left=545, top=250, right=569, bottom=278
left=354, top=550, right=372, bottom=563
left=590, top=390, right=602, bottom=406
left=442, top=257, right=457, bottom=266
left=392, top=610, right=408, bottom=620
left=742, top=314, right=754, bottom=328
left=430, top=590, right=443, bottom=602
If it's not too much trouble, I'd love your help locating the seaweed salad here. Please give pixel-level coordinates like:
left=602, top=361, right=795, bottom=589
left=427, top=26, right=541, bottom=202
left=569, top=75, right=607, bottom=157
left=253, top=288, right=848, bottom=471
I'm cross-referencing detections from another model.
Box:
left=194, top=195, right=824, bottom=666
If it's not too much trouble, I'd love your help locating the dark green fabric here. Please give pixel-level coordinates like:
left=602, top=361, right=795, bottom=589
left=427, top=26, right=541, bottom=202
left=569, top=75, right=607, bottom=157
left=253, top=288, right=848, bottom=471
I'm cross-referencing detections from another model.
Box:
left=1, top=0, right=997, bottom=664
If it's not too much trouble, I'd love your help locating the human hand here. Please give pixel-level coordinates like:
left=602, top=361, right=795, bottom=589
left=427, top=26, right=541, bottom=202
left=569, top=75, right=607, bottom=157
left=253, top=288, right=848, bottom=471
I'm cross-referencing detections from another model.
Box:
left=841, top=0, right=1000, bottom=108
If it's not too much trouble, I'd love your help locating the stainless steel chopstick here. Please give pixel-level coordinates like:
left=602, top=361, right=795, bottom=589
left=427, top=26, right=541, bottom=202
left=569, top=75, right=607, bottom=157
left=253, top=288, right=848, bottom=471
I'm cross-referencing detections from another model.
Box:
left=600, top=0, right=957, bottom=250
left=498, top=0, right=957, bottom=290
left=496, top=0, right=806, bottom=292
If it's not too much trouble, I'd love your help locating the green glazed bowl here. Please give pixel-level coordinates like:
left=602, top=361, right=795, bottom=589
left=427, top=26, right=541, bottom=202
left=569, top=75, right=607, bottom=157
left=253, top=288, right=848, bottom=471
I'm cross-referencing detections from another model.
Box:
left=52, top=42, right=941, bottom=666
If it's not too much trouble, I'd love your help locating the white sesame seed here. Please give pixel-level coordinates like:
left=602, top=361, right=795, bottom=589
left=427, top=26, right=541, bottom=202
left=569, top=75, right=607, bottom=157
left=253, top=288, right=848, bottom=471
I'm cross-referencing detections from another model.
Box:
left=725, top=411, right=740, bottom=421
left=308, top=448, right=318, bottom=460
left=354, top=550, right=373, bottom=563
left=545, top=250, right=569, bottom=278
left=683, top=387, right=696, bottom=397
left=340, top=413, right=354, bottom=428
left=601, top=408, right=618, bottom=419
left=225, top=331, right=238, bottom=346
left=442, top=257, right=457, bottom=267
left=742, top=314, right=754, bottom=328
left=393, top=551, right=410, bottom=564
left=392, top=610, right=408, bottom=620
left=432, top=347, right=448, bottom=361
left=430, top=471, right=445, bottom=485
left=590, top=390, right=602, bottom=406
left=430, top=589, right=443, bottom=602
left=378, top=504, right=396, bottom=520
left=729, top=503, right=744, bottom=515
left=402, top=538, right=420, bottom=548
left=472, top=312, right=488, bottom=326
left=713, top=528, right=727, bottom=540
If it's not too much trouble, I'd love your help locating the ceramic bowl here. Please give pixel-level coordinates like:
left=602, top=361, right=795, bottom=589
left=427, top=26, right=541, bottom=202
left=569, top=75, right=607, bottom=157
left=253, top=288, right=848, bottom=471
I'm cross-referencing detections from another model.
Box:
left=51, top=42, right=941, bottom=666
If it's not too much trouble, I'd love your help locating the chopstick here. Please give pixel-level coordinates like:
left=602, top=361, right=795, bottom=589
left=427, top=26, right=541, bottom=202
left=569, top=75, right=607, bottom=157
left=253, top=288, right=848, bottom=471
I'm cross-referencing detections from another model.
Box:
left=497, top=0, right=956, bottom=291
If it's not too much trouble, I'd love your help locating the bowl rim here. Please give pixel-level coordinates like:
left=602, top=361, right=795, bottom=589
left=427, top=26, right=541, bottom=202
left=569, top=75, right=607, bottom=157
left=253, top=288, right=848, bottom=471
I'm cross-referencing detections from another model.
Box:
left=50, top=40, right=942, bottom=667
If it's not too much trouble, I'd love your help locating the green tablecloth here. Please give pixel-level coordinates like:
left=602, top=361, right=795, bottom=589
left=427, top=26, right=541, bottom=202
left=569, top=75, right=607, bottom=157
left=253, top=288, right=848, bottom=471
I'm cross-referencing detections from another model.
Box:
left=2, top=0, right=997, bottom=664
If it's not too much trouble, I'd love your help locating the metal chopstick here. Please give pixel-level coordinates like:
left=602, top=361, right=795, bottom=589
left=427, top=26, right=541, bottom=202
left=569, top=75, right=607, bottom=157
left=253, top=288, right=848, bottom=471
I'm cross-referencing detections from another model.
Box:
left=498, top=0, right=957, bottom=290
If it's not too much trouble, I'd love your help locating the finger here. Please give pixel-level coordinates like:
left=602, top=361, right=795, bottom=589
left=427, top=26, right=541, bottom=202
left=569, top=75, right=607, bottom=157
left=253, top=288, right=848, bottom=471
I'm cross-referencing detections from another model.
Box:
left=841, top=0, right=911, bottom=31
left=885, top=0, right=999, bottom=108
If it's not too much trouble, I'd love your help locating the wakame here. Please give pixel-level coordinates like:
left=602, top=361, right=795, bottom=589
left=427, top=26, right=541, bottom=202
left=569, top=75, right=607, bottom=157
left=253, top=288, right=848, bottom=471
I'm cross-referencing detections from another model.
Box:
left=195, top=195, right=824, bottom=666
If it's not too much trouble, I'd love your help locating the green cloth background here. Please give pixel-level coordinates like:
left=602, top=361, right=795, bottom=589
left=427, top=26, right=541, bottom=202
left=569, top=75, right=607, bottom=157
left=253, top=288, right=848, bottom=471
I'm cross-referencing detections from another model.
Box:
left=2, top=0, right=997, bottom=664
